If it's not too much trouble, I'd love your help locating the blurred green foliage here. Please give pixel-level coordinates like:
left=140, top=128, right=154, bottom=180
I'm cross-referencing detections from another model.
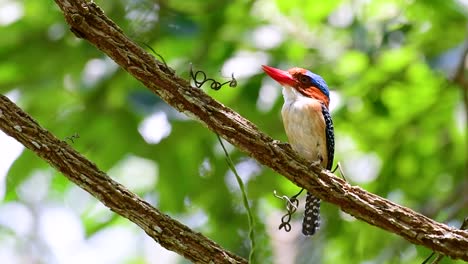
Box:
left=0, top=0, right=466, bottom=263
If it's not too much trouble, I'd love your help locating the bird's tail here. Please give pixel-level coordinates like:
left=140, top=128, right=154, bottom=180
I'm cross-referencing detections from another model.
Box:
left=302, top=192, right=321, bottom=236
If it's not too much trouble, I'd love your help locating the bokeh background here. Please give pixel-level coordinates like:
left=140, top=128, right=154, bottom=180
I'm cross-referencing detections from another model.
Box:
left=0, top=0, right=466, bottom=263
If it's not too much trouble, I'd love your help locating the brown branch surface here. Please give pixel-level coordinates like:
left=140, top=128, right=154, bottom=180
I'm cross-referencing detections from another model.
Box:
left=0, top=95, right=246, bottom=264
left=1, top=0, right=464, bottom=261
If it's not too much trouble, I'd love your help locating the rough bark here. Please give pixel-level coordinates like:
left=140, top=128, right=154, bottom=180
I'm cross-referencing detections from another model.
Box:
left=1, top=0, right=466, bottom=261
left=0, top=95, right=246, bottom=264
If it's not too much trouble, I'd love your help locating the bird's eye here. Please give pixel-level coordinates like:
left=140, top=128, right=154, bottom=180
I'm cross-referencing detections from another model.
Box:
left=299, top=75, right=310, bottom=84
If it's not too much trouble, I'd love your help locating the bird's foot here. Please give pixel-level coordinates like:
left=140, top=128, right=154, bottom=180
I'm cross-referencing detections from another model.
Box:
left=309, top=159, right=322, bottom=169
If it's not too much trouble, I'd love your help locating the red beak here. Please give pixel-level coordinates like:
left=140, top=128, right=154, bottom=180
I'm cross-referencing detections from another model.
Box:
left=262, top=65, right=295, bottom=86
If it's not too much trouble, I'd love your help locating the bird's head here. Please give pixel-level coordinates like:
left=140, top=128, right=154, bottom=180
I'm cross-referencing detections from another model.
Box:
left=262, top=65, right=330, bottom=107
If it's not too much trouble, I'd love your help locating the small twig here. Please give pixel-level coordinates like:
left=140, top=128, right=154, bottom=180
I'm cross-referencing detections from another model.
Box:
left=332, top=162, right=347, bottom=182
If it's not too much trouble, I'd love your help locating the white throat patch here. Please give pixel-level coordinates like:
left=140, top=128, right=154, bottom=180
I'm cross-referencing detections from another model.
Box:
left=282, top=86, right=317, bottom=106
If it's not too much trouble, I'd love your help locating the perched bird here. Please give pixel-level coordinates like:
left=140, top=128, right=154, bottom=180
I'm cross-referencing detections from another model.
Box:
left=262, top=65, right=334, bottom=236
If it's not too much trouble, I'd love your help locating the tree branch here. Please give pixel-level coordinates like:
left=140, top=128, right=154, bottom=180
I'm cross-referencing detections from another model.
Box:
left=4, top=0, right=465, bottom=261
left=0, top=95, right=247, bottom=264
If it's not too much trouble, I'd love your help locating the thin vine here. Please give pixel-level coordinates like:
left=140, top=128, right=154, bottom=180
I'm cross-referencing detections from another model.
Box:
left=217, top=135, right=255, bottom=263
left=187, top=65, right=252, bottom=261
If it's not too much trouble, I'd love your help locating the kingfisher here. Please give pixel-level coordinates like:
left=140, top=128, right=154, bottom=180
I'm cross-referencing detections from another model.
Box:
left=262, top=65, right=335, bottom=236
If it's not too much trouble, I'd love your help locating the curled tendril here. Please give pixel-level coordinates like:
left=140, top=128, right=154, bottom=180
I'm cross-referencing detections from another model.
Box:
left=273, top=188, right=305, bottom=232
left=190, top=63, right=237, bottom=90
left=65, top=133, right=80, bottom=144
